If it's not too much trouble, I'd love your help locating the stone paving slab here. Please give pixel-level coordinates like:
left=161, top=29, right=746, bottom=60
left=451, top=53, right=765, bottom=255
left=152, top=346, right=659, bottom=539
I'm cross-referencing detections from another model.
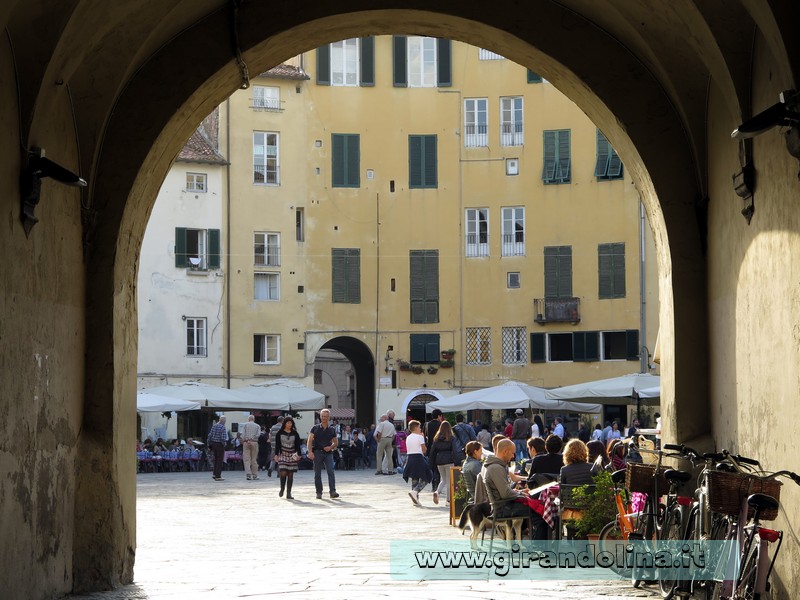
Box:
left=66, top=469, right=660, bottom=600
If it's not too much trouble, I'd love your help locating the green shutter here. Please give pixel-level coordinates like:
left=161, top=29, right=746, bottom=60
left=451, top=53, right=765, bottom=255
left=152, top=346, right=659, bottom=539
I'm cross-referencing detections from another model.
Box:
left=347, top=134, right=360, bottom=187
left=544, top=247, right=558, bottom=298
left=425, top=334, right=441, bottom=362
left=316, top=45, right=330, bottom=85
left=207, top=229, right=220, bottom=269
left=574, top=331, right=599, bottom=361
left=254, top=335, right=261, bottom=363
left=559, top=248, right=572, bottom=297
left=626, top=329, right=640, bottom=360
left=423, top=135, right=437, bottom=187
left=393, top=35, right=407, bottom=87
left=347, top=248, right=361, bottom=303
left=599, top=243, right=625, bottom=298
left=332, top=248, right=346, bottom=302
left=410, top=250, right=438, bottom=323
left=585, top=331, right=599, bottom=361
left=175, top=227, right=187, bottom=268
left=530, top=333, right=546, bottom=363
left=608, top=147, right=623, bottom=178
left=542, top=131, right=556, bottom=182
left=332, top=248, right=360, bottom=303
left=360, top=36, right=375, bottom=86
left=332, top=134, right=345, bottom=187
left=424, top=250, right=439, bottom=323
left=410, top=334, right=426, bottom=363
left=527, top=70, right=542, bottom=83
left=595, top=130, right=610, bottom=177
left=411, top=333, right=440, bottom=363
left=409, top=135, right=422, bottom=188
left=436, top=38, right=451, bottom=87
left=612, top=243, right=626, bottom=297
left=557, top=130, right=571, bottom=182
left=545, top=246, right=572, bottom=298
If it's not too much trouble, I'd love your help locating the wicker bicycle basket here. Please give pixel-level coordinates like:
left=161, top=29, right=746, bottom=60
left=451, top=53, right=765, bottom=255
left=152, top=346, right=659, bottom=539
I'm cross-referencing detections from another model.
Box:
left=625, top=463, right=670, bottom=494
left=706, top=470, right=782, bottom=521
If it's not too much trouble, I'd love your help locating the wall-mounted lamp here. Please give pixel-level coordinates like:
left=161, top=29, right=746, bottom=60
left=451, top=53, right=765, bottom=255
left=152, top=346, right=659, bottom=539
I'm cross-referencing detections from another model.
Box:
left=20, top=147, right=87, bottom=236
left=384, top=346, right=392, bottom=373
left=640, top=345, right=655, bottom=372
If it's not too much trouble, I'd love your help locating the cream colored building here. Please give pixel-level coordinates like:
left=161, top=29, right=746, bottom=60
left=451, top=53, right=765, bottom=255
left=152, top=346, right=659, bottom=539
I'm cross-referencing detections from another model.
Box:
left=141, top=38, right=659, bottom=435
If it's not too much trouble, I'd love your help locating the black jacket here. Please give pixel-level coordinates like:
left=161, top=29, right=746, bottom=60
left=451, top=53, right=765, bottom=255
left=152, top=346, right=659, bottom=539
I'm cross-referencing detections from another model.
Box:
left=429, top=438, right=455, bottom=466
left=274, top=429, right=302, bottom=455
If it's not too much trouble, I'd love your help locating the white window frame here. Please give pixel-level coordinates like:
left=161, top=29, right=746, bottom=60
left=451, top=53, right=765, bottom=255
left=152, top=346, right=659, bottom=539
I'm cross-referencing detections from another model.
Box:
left=478, top=48, right=504, bottom=60
left=464, top=98, right=488, bottom=147
left=466, top=327, right=492, bottom=365
left=501, top=206, right=525, bottom=256
left=252, top=85, right=280, bottom=110
left=600, top=330, right=627, bottom=361
left=465, top=208, right=489, bottom=257
left=185, top=172, right=207, bottom=193
left=507, top=272, right=520, bottom=288
left=502, top=326, right=527, bottom=364
left=407, top=36, right=437, bottom=87
left=331, top=38, right=359, bottom=86
left=253, top=131, right=280, bottom=185
left=186, top=317, right=207, bottom=357
left=254, top=272, right=280, bottom=301
left=254, top=334, right=280, bottom=364
left=254, top=232, right=280, bottom=267
left=500, top=96, right=524, bottom=146
left=186, top=229, right=207, bottom=270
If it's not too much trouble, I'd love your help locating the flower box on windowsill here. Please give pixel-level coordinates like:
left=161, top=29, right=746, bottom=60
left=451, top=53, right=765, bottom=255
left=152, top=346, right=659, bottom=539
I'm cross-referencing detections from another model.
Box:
left=441, top=349, right=456, bottom=360
left=411, top=365, right=424, bottom=375
left=439, top=359, right=454, bottom=368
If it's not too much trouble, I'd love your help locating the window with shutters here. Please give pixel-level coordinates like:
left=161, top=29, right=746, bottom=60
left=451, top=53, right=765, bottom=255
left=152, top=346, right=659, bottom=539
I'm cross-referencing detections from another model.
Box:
left=254, top=334, right=280, bottom=364
left=409, top=250, right=439, bottom=323
left=408, top=135, right=437, bottom=188
left=501, top=207, right=525, bottom=256
left=600, top=331, right=628, bottom=360
left=408, top=36, right=437, bottom=87
left=409, top=333, right=440, bottom=363
left=465, top=208, right=489, bottom=257
left=251, top=86, right=280, bottom=110
left=332, top=248, right=361, bottom=304
left=317, top=38, right=374, bottom=87
left=464, top=98, right=488, bottom=147
left=466, top=327, right=491, bottom=365
left=174, top=227, right=220, bottom=271
left=254, top=273, right=280, bottom=301
left=595, top=129, right=624, bottom=180
left=393, top=36, right=450, bottom=87
left=544, top=246, right=572, bottom=298
left=548, top=332, right=574, bottom=361
left=186, top=318, right=207, bottom=357
left=254, top=232, right=280, bottom=267
left=598, top=242, right=625, bottom=299
left=331, top=39, right=359, bottom=86
left=253, top=131, right=279, bottom=185
left=500, top=97, right=524, bottom=146
left=527, top=70, right=543, bottom=83
left=573, top=331, right=600, bottom=362
left=542, top=129, right=571, bottom=184
left=502, top=326, right=527, bottom=364
left=332, top=134, right=360, bottom=188
left=185, top=172, right=206, bottom=192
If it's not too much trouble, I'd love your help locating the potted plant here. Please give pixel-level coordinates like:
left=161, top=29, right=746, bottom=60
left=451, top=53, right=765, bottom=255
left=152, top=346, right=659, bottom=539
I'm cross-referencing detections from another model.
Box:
left=439, top=359, right=454, bottom=368
left=427, top=365, right=438, bottom=375
left=397, top=360, right=411, bottom=371
left=411, top=365, right=424, bottom=374
left=441, top=349, right=456, bottom=360
left=564, top=470, right=617, bottom=539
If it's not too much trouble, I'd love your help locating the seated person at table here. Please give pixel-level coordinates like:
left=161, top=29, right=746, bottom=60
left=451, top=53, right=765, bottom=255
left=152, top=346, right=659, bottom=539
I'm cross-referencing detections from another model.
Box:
left=587, top=439, right=609, bottom=474
left=461, top=441, right=484, bottom=503
left=152, top=438, right=168, bottom=454
left=348, top=430, right=365, bottom=468
left=559, top=439, right=595, bottom=485
left=608, top=439, right=626, bottom=471
left=524, top=438, right=547, bottom=484
left=484, top=439, right=536, bottom=519
left=528, top=434, right=563, bottom=483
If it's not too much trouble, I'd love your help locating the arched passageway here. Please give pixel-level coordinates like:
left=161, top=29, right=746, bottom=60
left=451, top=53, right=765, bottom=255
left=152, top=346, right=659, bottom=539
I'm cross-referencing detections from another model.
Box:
left=318, top=337, right=376, bottom=428
left=2, top=2, right=799, bottom=598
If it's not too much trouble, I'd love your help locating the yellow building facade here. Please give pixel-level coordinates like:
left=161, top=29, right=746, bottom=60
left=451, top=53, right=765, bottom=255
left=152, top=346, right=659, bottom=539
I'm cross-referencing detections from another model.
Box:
left=221, top=37, right=658, bottom=428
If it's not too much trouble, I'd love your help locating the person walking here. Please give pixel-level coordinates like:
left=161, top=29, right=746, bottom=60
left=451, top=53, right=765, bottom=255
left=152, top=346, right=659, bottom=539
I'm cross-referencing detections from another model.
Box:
left=308, top=408, right=340, bottom=499
left=404, top=420, right=432, bottom=505
left=424, top=409, right=444, bottom=491
left=510, top=409, right=531, bottom=462
left=452, top=413, right=477, bottom=465
left=206, top=415, right=228, bottom=482
left=267, top=416, right=283, bottom=477
left=375, top=414, right=396, bottom=475
left=274, top=416, right=302, bottom=499
left=257, top=425, right=271, bottom=472
left=240, top=415, right=261, bottom=481
left=428, top=421, right=456, bottom=506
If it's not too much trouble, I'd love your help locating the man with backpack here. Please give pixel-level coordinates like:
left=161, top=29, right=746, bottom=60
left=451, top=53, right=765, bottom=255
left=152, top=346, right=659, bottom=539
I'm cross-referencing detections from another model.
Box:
left=452, top=413, right=477, bottom=466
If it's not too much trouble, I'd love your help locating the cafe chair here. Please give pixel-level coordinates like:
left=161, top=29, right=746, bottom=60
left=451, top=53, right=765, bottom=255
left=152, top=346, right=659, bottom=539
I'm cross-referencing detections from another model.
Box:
left=557, top=483, right=596, bottom=540
left=482, top=475, right=532, bottom=553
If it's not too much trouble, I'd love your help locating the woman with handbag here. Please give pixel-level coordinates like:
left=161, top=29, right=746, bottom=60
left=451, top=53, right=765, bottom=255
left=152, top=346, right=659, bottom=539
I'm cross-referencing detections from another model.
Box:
left=274, top=416, right=302, bottom=499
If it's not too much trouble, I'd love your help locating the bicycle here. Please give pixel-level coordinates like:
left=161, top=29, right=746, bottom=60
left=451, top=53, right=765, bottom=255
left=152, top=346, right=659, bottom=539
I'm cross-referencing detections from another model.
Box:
left=598, top=468, right=636, bottom=577
left=656, top=463, right=693, bottom=599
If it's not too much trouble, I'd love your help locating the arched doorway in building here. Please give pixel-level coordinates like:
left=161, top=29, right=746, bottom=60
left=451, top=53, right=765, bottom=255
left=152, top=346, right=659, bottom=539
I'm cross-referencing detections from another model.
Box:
left=316, top=337, right=375, bottom=428
left=402, top=390, right=447, bottom=426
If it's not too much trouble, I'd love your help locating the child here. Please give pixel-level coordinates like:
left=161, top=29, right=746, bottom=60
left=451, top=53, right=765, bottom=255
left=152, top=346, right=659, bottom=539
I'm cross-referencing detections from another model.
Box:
left=403, top=420, right=432, bottom=505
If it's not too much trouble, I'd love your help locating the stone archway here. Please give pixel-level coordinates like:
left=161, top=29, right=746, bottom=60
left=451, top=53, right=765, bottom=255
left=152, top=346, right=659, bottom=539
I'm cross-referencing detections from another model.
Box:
left=318, top=337, right=375, bottom=429
left=4, top=2, right=799, bottom=598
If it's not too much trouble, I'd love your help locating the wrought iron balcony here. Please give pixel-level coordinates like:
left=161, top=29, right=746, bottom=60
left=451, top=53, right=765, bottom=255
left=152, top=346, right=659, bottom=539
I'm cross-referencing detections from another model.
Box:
left=534, top=297, right=581, bottom=324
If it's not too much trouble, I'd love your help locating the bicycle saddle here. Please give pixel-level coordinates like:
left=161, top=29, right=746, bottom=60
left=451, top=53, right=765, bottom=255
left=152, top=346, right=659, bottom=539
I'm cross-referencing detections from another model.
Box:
left=664, top=469, right=692, bottom=483
left=611, top=469, right=627, bottom=484
left=747, top=493, right=779, bottom=513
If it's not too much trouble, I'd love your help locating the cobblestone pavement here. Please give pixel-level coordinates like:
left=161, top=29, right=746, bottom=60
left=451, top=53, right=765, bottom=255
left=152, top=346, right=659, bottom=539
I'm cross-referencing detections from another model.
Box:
left=67, top=469, right=661, bottom=600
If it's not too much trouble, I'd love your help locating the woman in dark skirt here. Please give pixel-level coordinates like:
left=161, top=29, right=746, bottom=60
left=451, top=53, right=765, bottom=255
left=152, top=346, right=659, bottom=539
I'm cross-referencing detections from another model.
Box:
left=274, top=416, right=302, bottom=499
left=403, top=420, right=433, bottom=505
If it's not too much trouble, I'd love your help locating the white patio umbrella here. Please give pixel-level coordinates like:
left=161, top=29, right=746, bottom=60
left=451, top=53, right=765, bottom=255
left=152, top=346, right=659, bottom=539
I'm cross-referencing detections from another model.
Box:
left=140, top=381, right=244, bottom=406
left=427, top=381, right=602, bottom=413
left=544, top=373, right=660, bottom=402
left=136, top=392, right=201, bottom=412
left=638, top=386, right=660, bottom=399
left=233, top=378, right=325, bottom=411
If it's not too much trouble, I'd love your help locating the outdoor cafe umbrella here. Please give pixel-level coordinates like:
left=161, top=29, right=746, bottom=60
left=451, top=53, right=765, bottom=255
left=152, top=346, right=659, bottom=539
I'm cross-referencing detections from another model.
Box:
left=426, top=380, right=602, bottom=413
left=139, top=381, right=244, bottom=406
left=231, top=378, right=325, bottom=411
left=136, top=392, right=201, bottom=413
left=544, top=373, right=660, bottom=419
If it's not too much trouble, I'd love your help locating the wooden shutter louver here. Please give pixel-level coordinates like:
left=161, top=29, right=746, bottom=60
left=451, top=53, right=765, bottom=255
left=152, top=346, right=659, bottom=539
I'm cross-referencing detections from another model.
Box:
left=436, top=38, right=451, bottom=87
left=207, top=229, right=221, bottom=269
left=393, top=35, right=407, bottom=87
left=174, top=227, right=187, bottom=268
left=316, top=45, right=330, bottom=85
left=360, top=37, right=375, bottom=86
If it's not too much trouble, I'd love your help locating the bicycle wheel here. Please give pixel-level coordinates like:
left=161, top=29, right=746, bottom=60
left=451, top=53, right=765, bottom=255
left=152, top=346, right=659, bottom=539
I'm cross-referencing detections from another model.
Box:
left=659, top=505, right=683, bottom=599
left=633, top=494, right=659, bottom=587
left=598, top=519, right=632, bottom=578
left=704, top=515, right=733, bottom=600
left=737, top=543, right=766, bottom=600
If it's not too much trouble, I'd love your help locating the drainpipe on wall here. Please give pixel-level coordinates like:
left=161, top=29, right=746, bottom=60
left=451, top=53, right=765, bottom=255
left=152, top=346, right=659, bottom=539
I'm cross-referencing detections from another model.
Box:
left=639, top=199, right=647, bottom=375
left=225, top=98, right=232, bottom=389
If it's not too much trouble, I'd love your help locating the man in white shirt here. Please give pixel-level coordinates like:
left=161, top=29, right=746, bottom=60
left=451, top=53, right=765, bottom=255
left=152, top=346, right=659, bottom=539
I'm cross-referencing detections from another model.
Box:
left=375, top=414, right=396, bottom=475
left=240, top=415, right=261, bottom=481
left=552, top=417, right=565, bottom=439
